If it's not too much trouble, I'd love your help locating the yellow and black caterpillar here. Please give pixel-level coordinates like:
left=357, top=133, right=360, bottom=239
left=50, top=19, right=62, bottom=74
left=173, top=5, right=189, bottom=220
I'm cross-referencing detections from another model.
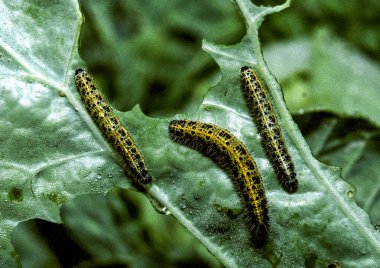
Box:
left=240, top=66, right=297, bottom=193
left=75, top=68, right=152, bottom=185
left=169, top=119, right=269, bottom=246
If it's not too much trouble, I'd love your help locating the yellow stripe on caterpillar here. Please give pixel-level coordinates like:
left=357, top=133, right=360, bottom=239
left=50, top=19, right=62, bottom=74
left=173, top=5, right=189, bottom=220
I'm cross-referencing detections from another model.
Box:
left=169, top=119, right=269, bottom=246
left=240, top=66, right=297, bottom=193
left=75, top=68, right=152, bottom=185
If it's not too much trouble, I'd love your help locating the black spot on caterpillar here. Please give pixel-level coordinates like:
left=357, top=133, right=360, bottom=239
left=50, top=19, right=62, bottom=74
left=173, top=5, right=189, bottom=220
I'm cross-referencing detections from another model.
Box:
left=240, top=66, right=297, bottom=193
left=169, top=119, right=269, bottom=246
left=75, top=68, right=152, bottom=185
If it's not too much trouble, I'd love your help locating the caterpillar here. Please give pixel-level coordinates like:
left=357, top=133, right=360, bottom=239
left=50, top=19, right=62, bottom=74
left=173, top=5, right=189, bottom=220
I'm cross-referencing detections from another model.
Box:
left=240, top=66, right=297, bottom=193
left=75, top=68, right=152, bottom=185
left=169, top=119, right=269, bottom=246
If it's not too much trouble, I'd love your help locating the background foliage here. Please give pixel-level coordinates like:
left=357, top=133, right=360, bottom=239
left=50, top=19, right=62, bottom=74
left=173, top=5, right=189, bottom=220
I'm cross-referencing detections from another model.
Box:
left=1, top=0, right=379, bottom=267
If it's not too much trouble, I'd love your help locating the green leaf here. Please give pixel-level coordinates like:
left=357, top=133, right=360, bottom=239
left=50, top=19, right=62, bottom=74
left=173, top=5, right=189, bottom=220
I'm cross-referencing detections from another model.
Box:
left=2, top=0, right=380, bottom=268
left=298, top=114, right=380, bottom=229
left=307, top=29, right=380, bottom=127
left=0, top=1, right=127, bottom=266
left=263, top=30, right=380, bottom=127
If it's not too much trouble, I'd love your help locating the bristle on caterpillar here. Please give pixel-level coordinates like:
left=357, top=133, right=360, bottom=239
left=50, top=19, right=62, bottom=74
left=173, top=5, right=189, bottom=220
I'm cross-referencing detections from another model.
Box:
left=74, top=68, right=152, bottom=185
left=240, top=66, right=298, bottom=193
left=169, top=119, right=269, bottom=246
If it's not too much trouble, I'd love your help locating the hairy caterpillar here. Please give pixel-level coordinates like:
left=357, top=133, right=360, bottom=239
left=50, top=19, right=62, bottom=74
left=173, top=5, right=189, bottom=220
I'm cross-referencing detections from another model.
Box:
left=169, top=119, right=269, bottom=246
left=240, top=66, right=297, bottom=193
left=75, top=68, right=152, bottom=185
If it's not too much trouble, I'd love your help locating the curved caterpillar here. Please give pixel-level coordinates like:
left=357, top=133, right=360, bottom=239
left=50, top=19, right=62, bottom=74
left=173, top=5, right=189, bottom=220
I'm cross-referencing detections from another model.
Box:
left=169, top=119, right=269, bottom=246
left=75, top=68, right=152, bottom=185
left=240, top=66, right=297, bottom=193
